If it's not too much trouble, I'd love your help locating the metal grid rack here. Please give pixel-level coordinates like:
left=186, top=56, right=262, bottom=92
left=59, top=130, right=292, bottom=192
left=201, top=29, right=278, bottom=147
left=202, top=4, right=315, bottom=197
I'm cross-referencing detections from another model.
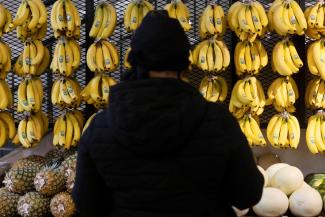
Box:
left=0, top=0, right=314, bottom=129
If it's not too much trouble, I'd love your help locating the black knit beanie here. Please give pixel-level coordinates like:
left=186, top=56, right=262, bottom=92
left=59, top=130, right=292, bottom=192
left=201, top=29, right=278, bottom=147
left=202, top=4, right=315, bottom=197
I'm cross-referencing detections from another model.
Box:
left=127, top=10, right=191, bottom=79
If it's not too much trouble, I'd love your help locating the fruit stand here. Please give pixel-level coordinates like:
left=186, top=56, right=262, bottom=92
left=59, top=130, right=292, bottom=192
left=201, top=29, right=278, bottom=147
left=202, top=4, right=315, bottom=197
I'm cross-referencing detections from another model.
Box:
left=0, top=0, right=325, bottom=216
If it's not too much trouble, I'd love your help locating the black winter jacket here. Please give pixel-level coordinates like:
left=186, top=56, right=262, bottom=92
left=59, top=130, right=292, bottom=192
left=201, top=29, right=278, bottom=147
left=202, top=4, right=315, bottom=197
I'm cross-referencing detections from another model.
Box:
left=72, top=78, right=264, bottom=217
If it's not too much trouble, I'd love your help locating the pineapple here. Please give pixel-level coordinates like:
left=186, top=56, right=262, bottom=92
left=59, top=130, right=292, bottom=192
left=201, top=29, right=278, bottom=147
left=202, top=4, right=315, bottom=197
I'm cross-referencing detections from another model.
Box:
left=0, top=189, right=20, bottom=217
left=60, top=153, right=77, bottom=179
left=45, top=149, right=65, bottom=164
left=66, top=169, right=76, bottom=193
left=17, top=192, right=50, bottom=217
left=11, top=156, right=46, bottom=170
left=62, top=149, right=77, bottom=159
left=50, top=192, right=76, bottom=217
left=34, top=164, right=66, bottom=196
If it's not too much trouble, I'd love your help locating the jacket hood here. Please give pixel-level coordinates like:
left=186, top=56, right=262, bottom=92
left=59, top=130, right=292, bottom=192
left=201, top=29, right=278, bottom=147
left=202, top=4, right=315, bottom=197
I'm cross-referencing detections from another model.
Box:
left=109, top=78, right=207, bottom=157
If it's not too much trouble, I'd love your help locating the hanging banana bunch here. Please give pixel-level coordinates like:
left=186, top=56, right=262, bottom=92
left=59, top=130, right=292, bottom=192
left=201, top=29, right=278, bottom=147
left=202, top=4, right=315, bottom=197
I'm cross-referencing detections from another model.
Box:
left=306, top=111, right=325, bottom=154
left=229, top=77, right=266, bottom=119
left=0, top=4, right=12, bottom=37
left=199, top=76, right=228, bottom=103
left=164, top=0, right=191, bottom=31
left=268, top=0, right=307, bottom=36
left=305, top=78, right=325, bottom=109
left=124, top=0, right=154, bottom=32
left=228, top=1, right=268, bottom=42
left=51, top=77, right=81, bottom=108
left=0, top=79, right=12, bottom=110
left=9, top=0, right=47, bottom=41
left=0, top=41, right=12, bottom=79
left=51, top=0, right=81, bottom=39
left=53, top=110, right=84, bottom=149
left=234, top=40, right=268, bottom=76
left=124, top=47, right=132, bottom=70
left=87, top=40, right=119, bottom=73
left=267, top=112, right=300, bottom=149
left=17, top=111, right=49, bottom=148
left=17, top=77, right=43, bottom=113
left=305, top=2, right=325, bottom=39
left=272, top=39, right=303, bottom=76
left=0, top=111, right=16, bottom=147
left=192, top=36, right=230, bottom=73
left=81, top=75, right=117, bottom=109
left=307, top=39, right=325, bottom=79
left=199, top=3, right=226, bottom=39
left=266, top=76, right=299, bottom=112
left=89, top=3, right=117, bottom=39
left=238, top=114, right=266, bottom=147
left=83, top=112, right=98, bottom=134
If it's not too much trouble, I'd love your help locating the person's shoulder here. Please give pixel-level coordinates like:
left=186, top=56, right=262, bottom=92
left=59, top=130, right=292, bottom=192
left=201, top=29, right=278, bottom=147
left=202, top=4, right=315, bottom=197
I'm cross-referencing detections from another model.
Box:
left=205, top=102, right=234, bottom=122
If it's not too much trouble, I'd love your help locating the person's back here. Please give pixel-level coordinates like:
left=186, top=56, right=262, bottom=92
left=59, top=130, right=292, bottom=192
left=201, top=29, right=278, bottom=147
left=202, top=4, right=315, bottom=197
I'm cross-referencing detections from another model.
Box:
left=73, top=11, right=264, bottom=217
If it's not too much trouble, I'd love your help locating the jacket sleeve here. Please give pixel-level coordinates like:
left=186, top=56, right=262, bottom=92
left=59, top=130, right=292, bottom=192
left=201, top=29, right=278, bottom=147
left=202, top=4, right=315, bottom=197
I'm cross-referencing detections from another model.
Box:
left=72, top=123, right=112, bottom=217
left=224, top=113, right=264, bottom=210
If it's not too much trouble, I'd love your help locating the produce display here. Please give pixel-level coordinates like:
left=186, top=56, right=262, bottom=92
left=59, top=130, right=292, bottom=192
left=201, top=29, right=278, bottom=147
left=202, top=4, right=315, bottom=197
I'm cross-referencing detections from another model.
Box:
left=199, top=76, right=228, bottom=103
left=305, top=2, right=325, bottom=39
left=164, top=0, right=191, bottom=31
left=199, top=3, right=226, bottom=39
left=90, top=3, right=117, bottom=39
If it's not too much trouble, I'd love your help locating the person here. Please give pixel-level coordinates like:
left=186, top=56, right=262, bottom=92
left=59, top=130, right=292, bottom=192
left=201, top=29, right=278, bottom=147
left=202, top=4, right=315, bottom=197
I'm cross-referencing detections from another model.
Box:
left=72, top=10, right=264, bottom=217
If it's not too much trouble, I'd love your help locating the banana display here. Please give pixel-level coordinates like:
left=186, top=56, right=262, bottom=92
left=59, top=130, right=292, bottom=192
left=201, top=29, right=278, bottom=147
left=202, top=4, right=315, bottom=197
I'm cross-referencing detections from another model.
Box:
left=305, top=78, right=325, bottom=109
left=17, top=77, right=43, bottom=113
left=87, top=40, right=119, bottom=73
left=239, top=114, right=266, bottom=147
left=50, top=38, right=81, bottom=76
left=229, top=77, right=266, bottom=119
left=307, top=39, right=325, bottom=79
left=53, top=110, right=84, bottom=149
left=0, top=4, right=12, bottom=37
left=0, top=79, right=13, bottom=110
left=305, top=2, right=325, bottom=39
left=268, top=0, right=307, bottom=36
left=51, top=0, right=81, bottom=39
left=267, top=112, right=300, bottom=149
left=306, top=112, right=325, bottom=154
left=9, top=0, right=47, bottom=41
left=82, top=112, right=97, bottom=134
left=81, top=75, right=117, bottom=109
left=228, top=1, right=268, bottom=42
left=124, top=47, right=132, bottom=70
left=164, top=0, right=191, bottom=32
left=267, top=76, right=299, bottom=112
left=192, top=36, right=230, bottom=73
left=199, top=76, right=228, bottom=103
left=0, top=41, right=11, bottom=79
left=199, top=3, right=226, bottom=39
left=124, top=0, right=154, bottom=33
left=89, top=3, right=117, bottom=39
left=272, top=39, right=303, bottom=76
left=234, top=40, right=268, bottom=76
left=18, top=111, right=49, bottom=148
left=14, top=40, right=50, bottom=77
left=0, top=111, right=16, bottom=147
left=51, top=77, right=81, bottom=108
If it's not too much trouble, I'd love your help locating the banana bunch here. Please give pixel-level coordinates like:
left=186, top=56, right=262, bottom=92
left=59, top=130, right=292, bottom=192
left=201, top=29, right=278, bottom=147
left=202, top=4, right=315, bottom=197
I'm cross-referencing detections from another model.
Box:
left=51, top=0, right=81, bottom=39
left=305, top=78, right=325, bottom=109
left=18, top=111, right=49, bottom=148
left=81, top=75, right=117, bottom=109
left=89, top=3, right=117, bottom=39
left=53, top=110, right=84, bottom=149
left=0, top=4, right=12, bottom=36
left=51, top=38, right=81, bottom=76
left=239, top=114, right=266, bottom=147
left=272, top=39, right=303, bottom=76
left=51, top=77, right=81, bottom=108
left=234, top=40, right=268, bottom=76
left=0, top=111, right=16, bottom=147
left=267, top=112, right=300, bottom=149
left=267, top=76, right=299, bottom=112
left=87, top=40, right=119, bottom=73
left=9, top=0, right=47, bottom=41
left=124, top=0, right=154, bottom=33
left=0, top=41, right=11, bottom=80
left=306, top=112, right=325, bottom=154
left=199, top=76, right=228, bottom=103
left=228, top=1, right=268, bottom=42
left=82, top=112, right=97, bottom=134
left=14, top=40, right=50, bottom=77
left=124, top=47, right=132, bottom=70
left=17, top=77, right=43, bottom=113
left=199, top=4, right=226, bottom=39
left=307, top=39, right=325, bottom=79
left=229, top=77, right=266, bottom=119
left=0, top=79, right=13, bottom=110
left=164, top=0, right=191, bottom=31
left=305, top=2, right=325, bottom=39
left=192, top=36, right=230, bottom=73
